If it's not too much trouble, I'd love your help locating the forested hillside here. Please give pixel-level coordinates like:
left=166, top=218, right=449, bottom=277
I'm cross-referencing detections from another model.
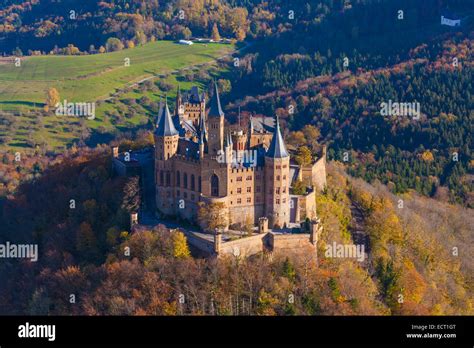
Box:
left=1, top=0, right=472, bottom=205
left=0, top=0, right=472, bottom=316
left=0, top=147, right=471, bottom=315
left=2, top=0, right=470, bottom=56
left=224, top=3, right=473, bottom=206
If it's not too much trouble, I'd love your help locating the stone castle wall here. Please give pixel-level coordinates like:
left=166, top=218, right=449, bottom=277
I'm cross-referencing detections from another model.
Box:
left=180, top=229, right=215, bottom=256
left=179, top=230, right=316, bottom=259
left=269, top=233, right=316, bottom=252
left=312, top=156, right=327, bottom=191
left=298, top=189, right=317, bottom=221
left=218, top=233, right=267, bottom=258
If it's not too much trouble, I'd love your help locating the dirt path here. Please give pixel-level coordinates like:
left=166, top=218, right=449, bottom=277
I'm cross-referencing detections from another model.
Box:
left=349, top=201, right=371, bottom=271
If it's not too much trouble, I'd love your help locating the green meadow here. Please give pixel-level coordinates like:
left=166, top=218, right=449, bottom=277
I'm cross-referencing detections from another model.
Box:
left=0, top=41, right=234, bottom=151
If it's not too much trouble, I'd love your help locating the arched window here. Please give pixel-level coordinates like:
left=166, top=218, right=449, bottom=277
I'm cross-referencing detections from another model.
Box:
left=184, top=173, right=188, bottom=189
left=198, top=176, right=202, bottom=193
left=211, top=174, right=219, bottom=197
left=191, top=174, right=195, bottom=191
left=176, top=171, right=181, bottom=187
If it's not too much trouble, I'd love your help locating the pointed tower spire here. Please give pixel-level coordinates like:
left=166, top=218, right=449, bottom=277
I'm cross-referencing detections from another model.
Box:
left=224, top=131, right=230, bottom=148
left=224, top=131, right=233, bottom=147
left=199, top=113, right=207, bottom=144
left=175, top=84, right=183, bottom=117
left=155, top=96, right=164, bottom=127
left=249, top=113, right=254, bottom=135
left=207, top=81, right=225, bottom=154
left=208, top=80, right=224, bottom=118
left=266, top=116, right=289, bottom=158
left=238, top=106, right=241, bottom=127
left=155, top=96, right=179, bottom=137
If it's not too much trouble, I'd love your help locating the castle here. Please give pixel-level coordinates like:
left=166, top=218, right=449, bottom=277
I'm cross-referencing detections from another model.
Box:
left=152, top=83, right=327, bottom=231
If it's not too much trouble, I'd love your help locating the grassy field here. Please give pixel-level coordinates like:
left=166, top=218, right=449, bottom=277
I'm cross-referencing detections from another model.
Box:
left=0, top=40, right=234, bottom=151
left=0, top=40, right=233, bottom=108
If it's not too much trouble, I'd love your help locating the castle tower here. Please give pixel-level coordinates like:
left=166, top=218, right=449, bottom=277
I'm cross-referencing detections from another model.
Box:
left=264, top=116, right=290, bottom=228
left=198, top=112, right=208, bottom=159
left=248, top=114, right=254, bottom=136
left=207, top=82, right=225, bottom=156
left=175, top=84, right=183, bottom=119
left=224, top=131, right=233, bottom=165
left=154, top=99, right=179, bottom=216
left=234, top=130, right=246, bottom=151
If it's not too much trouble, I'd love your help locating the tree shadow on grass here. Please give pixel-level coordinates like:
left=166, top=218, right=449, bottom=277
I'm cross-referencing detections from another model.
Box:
left=0, top=100, right=45, bottom=108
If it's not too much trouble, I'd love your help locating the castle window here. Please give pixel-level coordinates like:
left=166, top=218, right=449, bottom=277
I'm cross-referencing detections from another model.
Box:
left=256, top=175, right=261, bottom=180
left=176, top=171, right=181, bottom=186
left=276, top=175, right=280, bottom=181
left=191, top=174, right=195, bottom=191
left=184, top=173, right=188, bottom=189
left=246, top=175, right=252, bottom=181
left=166, top=171, right=171, bottom=186
left=237, top=198, right=242, bottom=204
left=283, top=187, right=286, bottom=193
left=237, top=188, right=242, bottom=194
left=237, top=176, right=242, bottom=182
left=247, top=197, right=251, bottom=203
left=276, top=188, right=280, bottom=194
left=198, top=176, right=201, bottom=193
left=283, top=175, right=286, bottom=180
left=283, top=198, right=286, bottom=204
left=159, top=171, right=164, bottom=186
left=283, top=165, right=287, bottom=169
left=276, top=165, right=281, bottom=169
left=211, top=174, right=219, bottom=197
left=256, top=186, right=261, bottom=193
left=276, top=199, right=280, bottom=204
left=247, top=187, right=251, bottom=193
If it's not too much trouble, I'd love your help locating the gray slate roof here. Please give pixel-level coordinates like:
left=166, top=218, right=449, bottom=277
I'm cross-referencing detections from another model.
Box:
left=208, top=82, right=224, bottom=118
left=155, top=101, right=179, bottom=137
left=266, top=116, right=289, bottom=158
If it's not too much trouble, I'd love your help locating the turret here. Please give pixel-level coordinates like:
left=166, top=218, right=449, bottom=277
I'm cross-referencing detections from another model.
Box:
left=264, top=116, right=290, bottom=228
left=154, top=98, right=179, bottom=160
left=224, top=131, right=233, bottom=165
left=155, top=98, right=179, bottom=216
left=207, top=81, right=225, bottom=155
left=175, top=84, right=184, bottom=119
left=198, top=113, right=208, bottom=159
left=248, top=114, right=254, bottom=136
